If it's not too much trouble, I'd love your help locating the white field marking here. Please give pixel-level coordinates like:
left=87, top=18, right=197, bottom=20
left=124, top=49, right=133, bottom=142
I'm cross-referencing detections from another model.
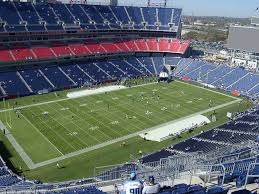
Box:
left=96, top=85, right=237, bottom=121
left=137, top=84, right=229, bottom=122
left=27, top=108, right=78, bottom=151
left=175, top=80, right=240, bottom=100
left=9, top=83, right=243, bottom=169
left=60, top=107, right=69, bottom=111
left=128, top=86, right=194, bottom=123
left=3, top=81, right=244, bottom=169
left=55, top=100, right=115, bottom=140
left=68, top=132, right=78, bottom=136
left=43, top=104, right=92, bottom=147
left=0, top=83, right=159, bottom=113
left=94, top=92, right=170, bottom=127
left=139, top=83, right=230, bottom=122
left=30, top=98, right=242, bottom=169
left=79, top=103, right=87, bottom=107
left=64, top=99, right=130, bottom=137
left=2, top=80, right=235, bottom=114
left=117, top=92, right=179, bottom=124
left=35, top=106, right=79, bottom=150
left=54, top=106, right=102, bottom=144
left=110, top=121, right=119, bottom=125
left=73, top=93, right=146, bottom=133
left=72, top=95, right=139, bottom=134
left=89, top=126, right=99, bottom=131
left=2, top=79, right=236, bottom=115
left=126, top=94, right=186, bottom=124
left=20, top=111, right=64, bottom=156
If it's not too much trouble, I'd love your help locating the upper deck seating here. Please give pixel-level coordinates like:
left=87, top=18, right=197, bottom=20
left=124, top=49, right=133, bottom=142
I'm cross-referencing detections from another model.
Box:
left=0, top=2, right=182, bottom=33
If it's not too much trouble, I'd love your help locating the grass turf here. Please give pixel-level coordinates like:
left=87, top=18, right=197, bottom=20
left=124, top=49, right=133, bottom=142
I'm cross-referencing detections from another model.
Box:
left=0, top=80, right=253, bottom=182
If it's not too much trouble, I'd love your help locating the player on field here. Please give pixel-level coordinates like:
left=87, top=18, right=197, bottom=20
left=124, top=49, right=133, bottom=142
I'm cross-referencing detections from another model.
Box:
left=121, top=172, right=143, bottom=194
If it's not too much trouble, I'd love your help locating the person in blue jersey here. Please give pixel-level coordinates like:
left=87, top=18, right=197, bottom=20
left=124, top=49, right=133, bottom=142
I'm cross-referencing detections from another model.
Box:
left=121, top=172, right=143, bottom=194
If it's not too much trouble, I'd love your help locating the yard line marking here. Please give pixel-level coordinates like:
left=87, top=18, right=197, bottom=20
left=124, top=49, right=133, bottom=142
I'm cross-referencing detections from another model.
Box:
left=0, top=80, right=236, bottom=114
left=78, top=95, right=139, bottom=133
left=62, top=99, right=117, bottom=139
left=27, top=107, right=77, bottom=152
left=30, top=98, right=242, bottom=169
left=46, top=103, right=101, bottom=144
left=175, top=80, right=240, bottom=100
left=0, top=83, right=159, bottom=113
left=36, top=106, right=84, bottom=150
left=75, top=94, right=146, bottom=134
left=20, top=111, right=64, bottom=156
left=0, top=81, right=244, bottom=169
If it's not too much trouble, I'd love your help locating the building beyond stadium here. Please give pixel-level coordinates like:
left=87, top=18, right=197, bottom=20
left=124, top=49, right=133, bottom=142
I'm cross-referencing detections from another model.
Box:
left=227, top=16, right=259, bottom=71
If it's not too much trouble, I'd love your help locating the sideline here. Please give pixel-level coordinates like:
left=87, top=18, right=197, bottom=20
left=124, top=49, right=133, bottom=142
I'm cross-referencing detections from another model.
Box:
left=0, top=81, right=242, bottom=169
left=8, top=98, right=241, bottom=169
left=0, top=82, right=157, bottom=113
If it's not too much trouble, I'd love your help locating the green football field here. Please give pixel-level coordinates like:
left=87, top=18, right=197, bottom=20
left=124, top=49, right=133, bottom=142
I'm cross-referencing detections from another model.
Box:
left=0, top=79, right=251, bottom=181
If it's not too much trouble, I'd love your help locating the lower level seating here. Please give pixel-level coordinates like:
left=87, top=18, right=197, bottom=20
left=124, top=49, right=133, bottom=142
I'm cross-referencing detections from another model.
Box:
left=174, top=58, right=259, bottom=98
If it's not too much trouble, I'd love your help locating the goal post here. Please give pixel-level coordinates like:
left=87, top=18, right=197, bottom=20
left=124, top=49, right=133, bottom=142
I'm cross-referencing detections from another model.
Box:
left=3, top=99, right=12, bottom=129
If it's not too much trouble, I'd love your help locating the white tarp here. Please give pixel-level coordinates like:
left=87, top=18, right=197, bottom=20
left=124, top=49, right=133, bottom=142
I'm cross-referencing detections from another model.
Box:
left=139, top=115, right=211, bottom=142
left=67, top=85, right=127, bottom=99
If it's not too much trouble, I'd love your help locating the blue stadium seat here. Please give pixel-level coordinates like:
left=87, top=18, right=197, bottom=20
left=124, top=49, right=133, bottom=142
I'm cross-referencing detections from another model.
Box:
left=0, top=1, right=180, bottom=33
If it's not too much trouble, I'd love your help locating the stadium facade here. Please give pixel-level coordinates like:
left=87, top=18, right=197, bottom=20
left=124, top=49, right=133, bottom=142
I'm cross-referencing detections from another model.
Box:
left=0, top=0, right=258, bottom=193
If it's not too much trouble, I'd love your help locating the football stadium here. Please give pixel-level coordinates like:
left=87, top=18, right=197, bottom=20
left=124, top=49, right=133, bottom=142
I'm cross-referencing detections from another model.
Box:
left=0, top=0, right=258, bottom=193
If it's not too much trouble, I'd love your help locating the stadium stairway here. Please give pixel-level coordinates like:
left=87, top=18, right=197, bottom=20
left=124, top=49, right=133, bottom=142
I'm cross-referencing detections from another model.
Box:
left=16, top=71, right=33, bottom=93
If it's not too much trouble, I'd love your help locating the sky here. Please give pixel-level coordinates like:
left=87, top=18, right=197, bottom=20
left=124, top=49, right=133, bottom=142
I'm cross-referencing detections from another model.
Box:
left=117, top=0, right=259, bottom=18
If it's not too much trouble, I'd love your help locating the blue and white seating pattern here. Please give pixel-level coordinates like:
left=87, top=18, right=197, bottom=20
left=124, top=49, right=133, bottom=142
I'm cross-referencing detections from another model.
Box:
left=0, top=57, right=165, bottom=98
left=0, top=1, right=182, bottom=33
left=174, top=58, right=259, bottom=98
left=0, top=157, right=23, bottom=188
left=0, top=57, right=258, bottom=98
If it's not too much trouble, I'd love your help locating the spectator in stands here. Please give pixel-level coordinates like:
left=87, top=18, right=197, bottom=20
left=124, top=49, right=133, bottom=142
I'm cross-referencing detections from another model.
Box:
left=142, top=176, right=160, bottom=194
left=121, top=172, right=143, bottom=194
